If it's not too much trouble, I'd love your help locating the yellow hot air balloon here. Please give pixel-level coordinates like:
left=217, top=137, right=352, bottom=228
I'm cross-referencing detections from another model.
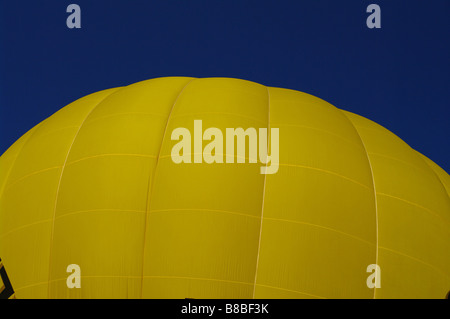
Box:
left=0, top=77, right=449, bottom=299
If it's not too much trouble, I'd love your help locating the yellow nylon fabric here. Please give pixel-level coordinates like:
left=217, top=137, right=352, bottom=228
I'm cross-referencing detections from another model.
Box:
left=343, top=111, right=450, bottom=299
left=0, top=77, right=448, bottom=298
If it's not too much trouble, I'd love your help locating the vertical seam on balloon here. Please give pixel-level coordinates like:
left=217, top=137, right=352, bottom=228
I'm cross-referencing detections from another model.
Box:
left=0, top=124, right=43, bottom=298
left=139, top=79, right=195, bottom=299
left=341, top=113, right=379, bottom=300
left=46, top=88, right=120, bottom=299
left=252, top=86, right=270, bottom=299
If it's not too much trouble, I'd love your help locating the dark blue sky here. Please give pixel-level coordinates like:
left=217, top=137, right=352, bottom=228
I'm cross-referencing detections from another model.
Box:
left=0, top=0, right=449, bottom=171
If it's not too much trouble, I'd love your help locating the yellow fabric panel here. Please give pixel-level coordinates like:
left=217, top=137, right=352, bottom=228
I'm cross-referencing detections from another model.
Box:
left=377, top=195, right=450, bottom=288
left=6, top=89, right=119, bottom=185
left=0, top=89, right=117, bottom=298
left=0, top=77, right=448, bottom=299
left=254, top=88, right=376, bottom=299
left=377, top=248, right=449, bottom=299
left=0, top=125, right=40, bottom=198
left=344, top=111, right=450, bottom=299
left=418, top=152, right=450, bottom=197
left=254, top=219, right=375, bottom=299
left=0, top=125, right=42, bottom=293
left=1, top=220, right=52, bottom=297
left=69, top=77, right=194, bottom=159
left=142, top=78, right=268, bottom=298
left=48, top=77, right=193, bottom=298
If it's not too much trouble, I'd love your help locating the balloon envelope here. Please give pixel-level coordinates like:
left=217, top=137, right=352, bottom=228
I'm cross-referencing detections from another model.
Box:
left=0, top=77, right=449, bottom=298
